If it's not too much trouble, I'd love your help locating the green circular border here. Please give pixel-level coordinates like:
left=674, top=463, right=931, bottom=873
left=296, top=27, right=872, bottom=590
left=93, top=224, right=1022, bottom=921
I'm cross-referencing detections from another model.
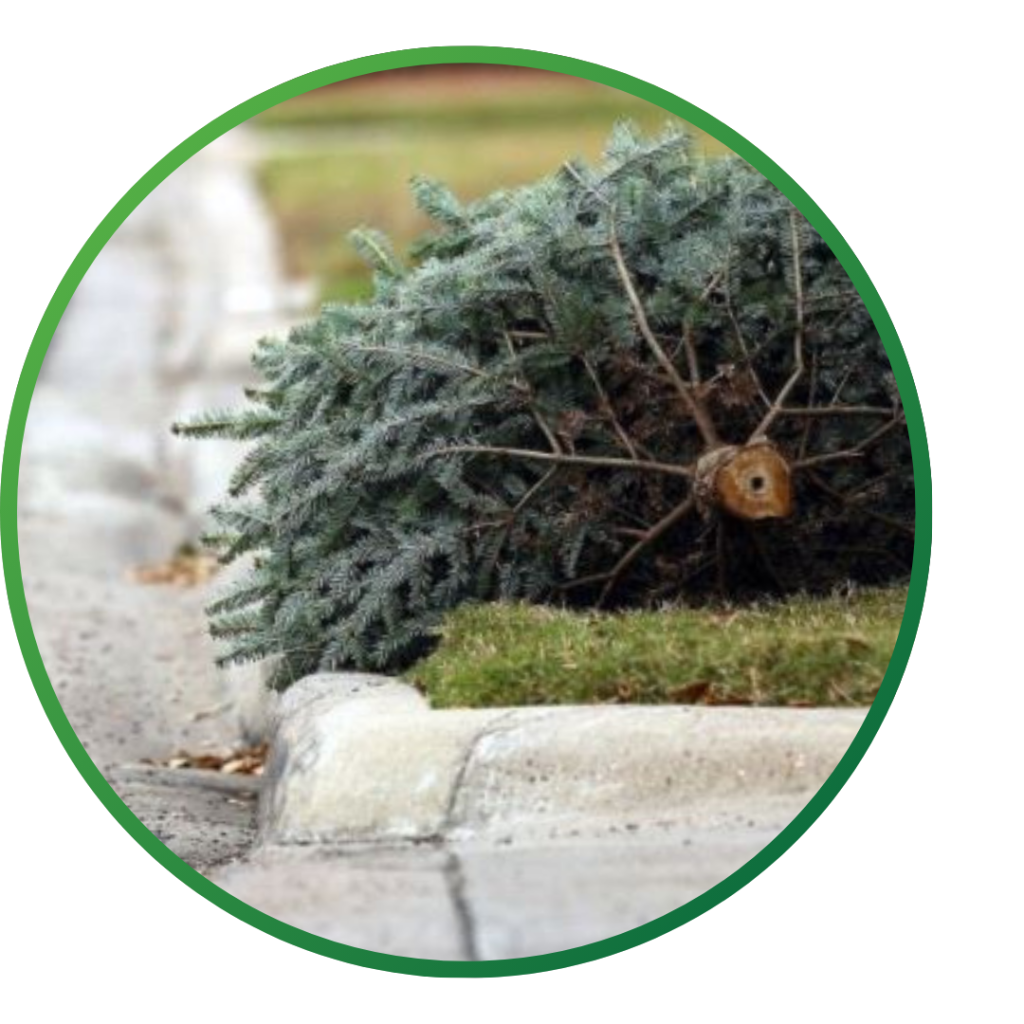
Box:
left=1, top=46, right=931, bottom=977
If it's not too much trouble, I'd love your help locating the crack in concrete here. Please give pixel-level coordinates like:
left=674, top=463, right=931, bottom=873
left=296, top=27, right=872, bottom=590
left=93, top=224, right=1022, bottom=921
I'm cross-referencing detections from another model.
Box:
left=443, top=850, right=480, bottom=962
left=434, top=709, right=520, bottom=958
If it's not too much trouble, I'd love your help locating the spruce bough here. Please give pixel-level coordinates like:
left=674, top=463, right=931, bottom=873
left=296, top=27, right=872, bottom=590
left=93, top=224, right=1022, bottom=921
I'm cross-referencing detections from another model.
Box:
left=175, top=125, right=914, bottom=689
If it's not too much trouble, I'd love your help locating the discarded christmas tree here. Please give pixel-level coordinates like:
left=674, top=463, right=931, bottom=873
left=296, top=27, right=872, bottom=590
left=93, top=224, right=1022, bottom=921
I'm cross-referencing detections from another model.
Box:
left=175, top=125, right=913, bottom=688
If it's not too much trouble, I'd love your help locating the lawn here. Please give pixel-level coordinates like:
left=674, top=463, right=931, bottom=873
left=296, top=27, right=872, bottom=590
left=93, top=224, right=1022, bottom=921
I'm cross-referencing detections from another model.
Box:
left=410, top=587, right=907, bottom=709
left=251, top=69, right=730, bottom=302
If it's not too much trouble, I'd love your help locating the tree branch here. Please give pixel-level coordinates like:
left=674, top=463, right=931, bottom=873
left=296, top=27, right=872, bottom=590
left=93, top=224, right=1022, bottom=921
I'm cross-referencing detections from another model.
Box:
left=682, top=322, right=701, bottom=386
left=806, top=471, right=915, bottom=537
left=596, top=495, right=698, bottom=605
left=473, top=466, right=561, bottom=576
left=608, top=226, right=721, bottom=448
left=429, top=445, right=693, bottom=479
left=337, top=343, right=489, bottom=380
left=798, top=350, right=819, bottom=461
left=793, top=413, right=907, bottom=471
left=511, top=466, right=559, bottom=516
left=751, top=208, right=805, bottom=440
left=723, top=255, right=771, bottom=410
left=502, top=331, right=564, bottom=453
left=582, top=355, right=640, bottom=460
left=776, top=405, right=899, bottom=418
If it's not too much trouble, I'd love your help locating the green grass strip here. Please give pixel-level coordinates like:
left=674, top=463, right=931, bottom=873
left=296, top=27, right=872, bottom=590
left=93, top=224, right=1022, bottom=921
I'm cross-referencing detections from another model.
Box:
left=411, top=587, right=907, bottom=709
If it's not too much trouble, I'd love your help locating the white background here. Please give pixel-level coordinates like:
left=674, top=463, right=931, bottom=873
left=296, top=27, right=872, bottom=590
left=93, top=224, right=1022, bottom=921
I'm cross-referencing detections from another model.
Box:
left=2, top=4, right=1019, bottom=1021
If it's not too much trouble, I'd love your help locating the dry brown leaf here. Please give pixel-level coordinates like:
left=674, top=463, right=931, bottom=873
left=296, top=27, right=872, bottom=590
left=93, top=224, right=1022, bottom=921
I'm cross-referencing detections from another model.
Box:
left=156, top=742, right=269, bottom=776
left=615, top=680, right=637, bottom=701
left=221, top=755, right=263, bottom=775
left=666, top=680, right=713, bottom=703
left=127, top=550, right=220, bottom=587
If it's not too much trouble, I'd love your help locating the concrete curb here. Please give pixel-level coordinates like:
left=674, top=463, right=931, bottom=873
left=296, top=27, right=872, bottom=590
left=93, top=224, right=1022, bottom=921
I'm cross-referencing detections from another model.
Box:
left=259, top=673, right=868, bottom=847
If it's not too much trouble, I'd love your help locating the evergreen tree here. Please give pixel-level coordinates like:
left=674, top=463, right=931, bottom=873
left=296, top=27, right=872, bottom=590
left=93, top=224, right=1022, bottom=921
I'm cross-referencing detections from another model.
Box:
left=175, top=124, right=913, bottom=688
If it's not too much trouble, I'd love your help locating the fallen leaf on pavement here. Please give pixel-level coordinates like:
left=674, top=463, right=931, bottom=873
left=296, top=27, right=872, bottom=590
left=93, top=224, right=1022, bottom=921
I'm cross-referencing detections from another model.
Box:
left=127, top=550, right=220, bottom=587
left=156, top=742, right=268, bottom=776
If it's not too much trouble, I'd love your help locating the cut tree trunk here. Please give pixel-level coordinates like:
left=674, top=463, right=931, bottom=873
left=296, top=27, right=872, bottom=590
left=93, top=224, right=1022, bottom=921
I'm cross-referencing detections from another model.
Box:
left=696, top=442, right=794, bottom=521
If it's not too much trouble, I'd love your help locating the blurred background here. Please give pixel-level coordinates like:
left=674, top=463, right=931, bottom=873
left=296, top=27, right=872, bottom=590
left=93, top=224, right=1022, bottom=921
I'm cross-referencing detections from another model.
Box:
left=249, top=64, right=731, bottom=304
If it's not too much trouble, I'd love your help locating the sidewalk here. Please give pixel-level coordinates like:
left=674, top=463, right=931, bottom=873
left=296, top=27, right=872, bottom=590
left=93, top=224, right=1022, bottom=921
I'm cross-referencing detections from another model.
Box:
left=212, top=673, right=864, bottom=959
left=17, top=127, right=869, bottom=960
left=18, top=129, right=290, bottom=869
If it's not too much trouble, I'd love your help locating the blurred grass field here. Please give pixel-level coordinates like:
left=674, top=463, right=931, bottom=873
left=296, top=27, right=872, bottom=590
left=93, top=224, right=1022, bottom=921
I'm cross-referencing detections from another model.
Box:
left=411, top=587, right=907, bottom=709
left=252, top=66, right=731, bottom=302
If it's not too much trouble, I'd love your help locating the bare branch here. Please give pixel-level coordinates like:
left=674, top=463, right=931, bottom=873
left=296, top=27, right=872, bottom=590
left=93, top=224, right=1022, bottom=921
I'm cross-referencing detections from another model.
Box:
left=807, top=471, right=915, bottom=537
left=751, top=208, right=805, bottom=440
left=828, top=367, right=853, bottom=406
left=561, top=160, right=612, bottom=207
left=798, top=350, right=819, bottom=461
left=794, top=413, right=907, bottom=471
left=778, top=405, right=898, bottom=418
left=674, top=276, right=720, bottom=385
left=795, top=451, right=865, bottom=470
left=503, top=331, right=563, bottom=453
left=698, top=271, right=725, bottom=304
left=682, top=322, right=701, bottom=386
left=609, top=225, right=721, bottom=448
left=582, top=355, right=639, bottom=460
left=844, top=469, right=898, bottom=501
left=723, top=259, right=771, bottom=410
left=511, top=466, right=558, bottom=516
left=596, top=495, right=697, bottom=605
left=470, top=467, right=561, bottom=582
left=430, top=445, right=693, bottom=479
left=535, top=415, right=564, bottom=454
left=612, top=526, right=649, bottom=539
